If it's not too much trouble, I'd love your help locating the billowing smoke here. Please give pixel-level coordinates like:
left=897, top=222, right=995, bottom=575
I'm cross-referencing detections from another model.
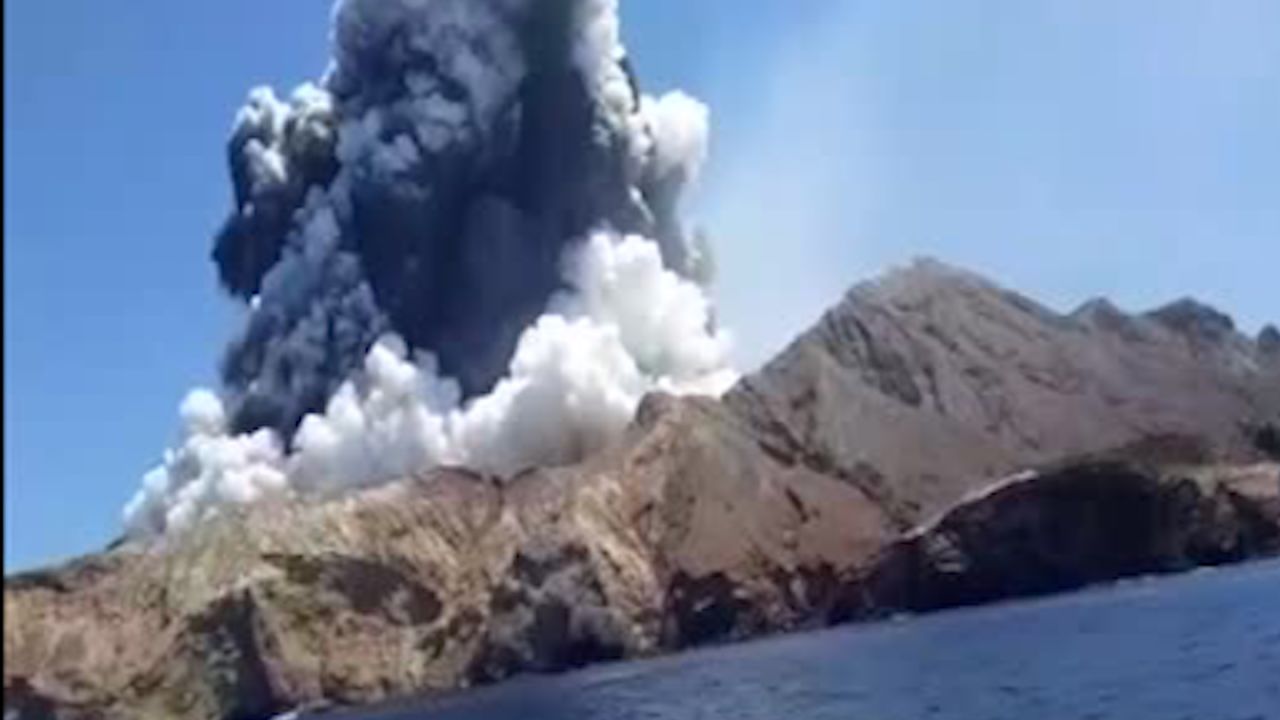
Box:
left=123, top=0, right=735, bottom=538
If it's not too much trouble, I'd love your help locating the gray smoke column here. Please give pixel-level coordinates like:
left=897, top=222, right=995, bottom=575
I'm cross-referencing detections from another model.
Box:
left=213, top=0, right=709, bottom=436
left=123, top=0, right=734, bottom=538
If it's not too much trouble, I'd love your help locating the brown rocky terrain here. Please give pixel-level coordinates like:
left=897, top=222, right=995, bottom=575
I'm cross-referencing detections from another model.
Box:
left=727, top=259, right=1280, bottom=528
left=6, top=259, right=1280, bottom=720
left=861, top=460, right=1280, bottom=615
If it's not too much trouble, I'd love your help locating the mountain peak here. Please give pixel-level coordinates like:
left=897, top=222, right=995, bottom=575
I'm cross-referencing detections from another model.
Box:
left=1071, top=297, right=1122, bottom=319
left=849, top=256, right=1002, bottom=307
left=1146, top=298, right=1237, bottom=341
left=1260, top=325, right=1280, bottom=355
left=882, top=256, right=990, bottom=286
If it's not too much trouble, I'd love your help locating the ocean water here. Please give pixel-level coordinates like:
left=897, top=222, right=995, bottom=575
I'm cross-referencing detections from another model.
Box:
left=339, top=559, right=1280, bottom=720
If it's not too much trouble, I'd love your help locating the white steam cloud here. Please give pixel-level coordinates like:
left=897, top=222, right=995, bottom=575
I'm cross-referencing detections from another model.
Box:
left=125, top=231, right=735, bottom=538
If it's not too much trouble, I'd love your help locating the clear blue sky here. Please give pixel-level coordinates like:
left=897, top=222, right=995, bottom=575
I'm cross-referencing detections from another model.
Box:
left=6, top=1, right=1278, bottom=571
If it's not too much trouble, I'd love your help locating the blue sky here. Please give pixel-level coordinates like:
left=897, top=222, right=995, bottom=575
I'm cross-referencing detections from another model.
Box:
left=5, top=1, right=1278, bottom=571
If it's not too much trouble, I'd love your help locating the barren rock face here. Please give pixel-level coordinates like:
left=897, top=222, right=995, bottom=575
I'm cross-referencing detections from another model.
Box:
left=6, top=260, right=1280, bottom=720
left=862, top=461, right=1280, bottom=615
left=727, top=259, right=1280, bottom=527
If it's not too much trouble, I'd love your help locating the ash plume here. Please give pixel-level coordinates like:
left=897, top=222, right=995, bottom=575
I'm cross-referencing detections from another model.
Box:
left=124, top=0, right=734, bottom=538
left=214, top=0, right=708, bottom=435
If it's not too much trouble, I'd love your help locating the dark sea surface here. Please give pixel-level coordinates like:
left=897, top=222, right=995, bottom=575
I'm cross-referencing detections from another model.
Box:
left=334, top=559, right=1280, bottom=720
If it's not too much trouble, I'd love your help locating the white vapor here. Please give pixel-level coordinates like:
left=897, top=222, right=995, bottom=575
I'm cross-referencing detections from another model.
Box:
left=122, top=391, right=289, bottom=537
left=125, top=231, right=735, bottom=537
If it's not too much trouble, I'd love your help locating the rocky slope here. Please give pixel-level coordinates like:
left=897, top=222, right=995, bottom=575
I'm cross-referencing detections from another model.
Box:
left=4, top=397, right=896, bottom=720
left=6, top=260, right=1280, bottom=720
left=727, top=259, right=1280, bottom=527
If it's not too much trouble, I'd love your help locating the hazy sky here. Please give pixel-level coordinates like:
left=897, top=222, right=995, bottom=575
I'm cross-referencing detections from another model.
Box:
left=5, top=0, right=1278, bottom=571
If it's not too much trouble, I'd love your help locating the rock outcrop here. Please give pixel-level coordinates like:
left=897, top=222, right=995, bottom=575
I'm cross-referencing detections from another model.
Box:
left=6, top=260, right=1280, bottom=719
left=861, top=460, right=1280, bottom=614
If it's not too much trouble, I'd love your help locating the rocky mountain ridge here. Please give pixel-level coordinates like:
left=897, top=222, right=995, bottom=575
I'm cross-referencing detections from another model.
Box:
left=6, top=259, right=1279, bottom=720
